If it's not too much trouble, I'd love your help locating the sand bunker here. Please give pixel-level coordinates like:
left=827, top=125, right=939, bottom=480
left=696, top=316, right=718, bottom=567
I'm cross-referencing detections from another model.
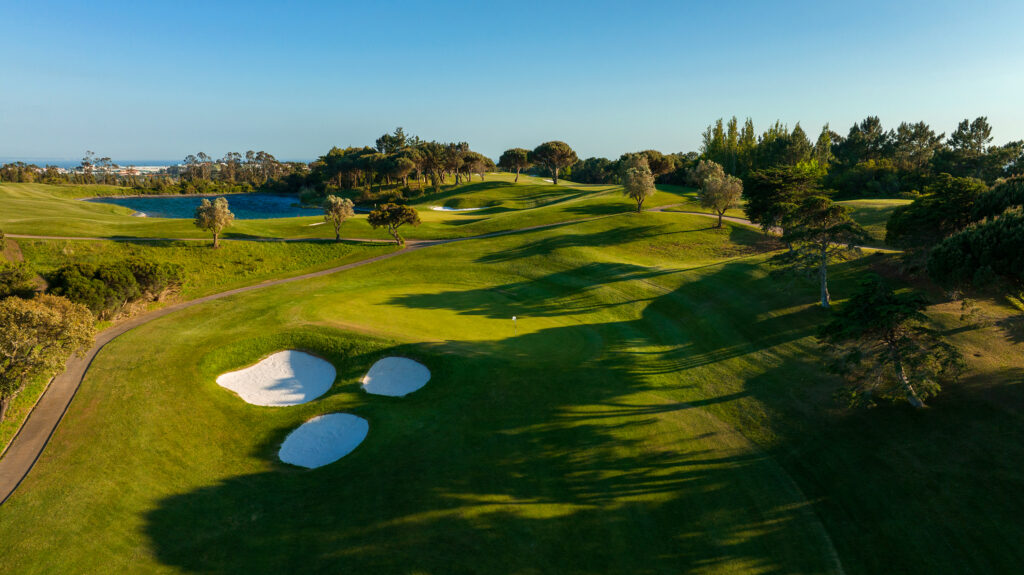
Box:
left=431, top=206, right=483, bottom=212
left=216, top=350, right=336, bottom=406
left=278, top=413, right=368, bottom=468
left=362, top=357, right=431, bottom=397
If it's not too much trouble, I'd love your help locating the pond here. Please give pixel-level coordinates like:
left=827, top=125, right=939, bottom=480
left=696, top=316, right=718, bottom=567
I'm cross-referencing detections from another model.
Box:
left=86, top=193, right=322, bottom=219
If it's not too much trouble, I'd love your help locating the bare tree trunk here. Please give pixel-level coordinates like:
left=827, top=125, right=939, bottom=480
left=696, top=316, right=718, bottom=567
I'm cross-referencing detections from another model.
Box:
left=213, top=230, right=220, bottom=249
left=717, top=211, right=724, bottom=228
left=514, top=169, right=519, bottom=183
left=0, top=394, right=10, bottom=423
left=819, top=244, right=830, bottom=308
left=894, top=355, right=925, bottom=408
left=334, top=223, right=341, bottom=242
left=553, top=168, right=559, bottom=185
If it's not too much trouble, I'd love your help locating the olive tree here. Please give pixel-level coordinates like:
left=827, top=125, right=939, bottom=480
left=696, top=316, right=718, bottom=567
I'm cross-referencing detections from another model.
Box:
left=532, top=141, right=578, bottom=185
left=323, top=195, right=355, bottom=241
left=700, top=174, right=743, bottom=228
left=498, top=148, right=532, bottom=182
left=0, top=294, right=94, bottom=422
left=621, top=155, right=655, bottom=212
left=367, top=203, right=420, bottom=245
left=193, top=197, right=234, bottom=248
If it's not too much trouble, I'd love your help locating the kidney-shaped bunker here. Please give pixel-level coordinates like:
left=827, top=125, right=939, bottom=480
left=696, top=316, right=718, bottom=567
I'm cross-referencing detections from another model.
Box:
left=278, top=413, right=369, bottom=469
left=216, top=350, right=336, bottom=406
left=362, top=357, right=431, bottom=397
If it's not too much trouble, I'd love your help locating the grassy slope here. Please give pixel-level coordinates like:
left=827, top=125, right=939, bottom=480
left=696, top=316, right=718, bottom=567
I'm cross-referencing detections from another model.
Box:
left=0, top=214, right=843, bottom=574
left=0, top=176, right=694, bottom=241
left=0, top=239, right=393, bottom=456
left=1, top=210, right=1022, bottom=573
left=839, top=198, right=911, bottom=243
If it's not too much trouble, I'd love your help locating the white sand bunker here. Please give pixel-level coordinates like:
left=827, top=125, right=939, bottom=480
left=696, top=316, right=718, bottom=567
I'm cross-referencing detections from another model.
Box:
left=362, top=357, right=431, bottom=397
left=431, top=205, right=483, bottom=212
left=278, top=413, right=368, bottom=468
left=216, top=350, right=336, bottom=406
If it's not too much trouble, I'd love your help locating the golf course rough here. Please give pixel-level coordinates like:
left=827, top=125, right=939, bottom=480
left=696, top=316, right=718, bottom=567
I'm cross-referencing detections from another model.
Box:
left=278, top=413, right=369, bottom=468
left=361, top=357, right=431, bottom=397
left=215, top=350, right=336, bottom=406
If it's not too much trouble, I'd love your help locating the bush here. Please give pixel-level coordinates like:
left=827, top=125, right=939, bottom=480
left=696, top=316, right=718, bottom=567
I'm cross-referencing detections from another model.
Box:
left=0, top=260, right=37, bottom=300
left=49, top=259, right=180, bottom=318
left=128, top=259, right=183, bottom=298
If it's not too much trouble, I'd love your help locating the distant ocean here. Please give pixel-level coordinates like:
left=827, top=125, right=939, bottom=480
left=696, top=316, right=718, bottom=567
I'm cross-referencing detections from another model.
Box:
left=0, top=158, right=180, bottom=169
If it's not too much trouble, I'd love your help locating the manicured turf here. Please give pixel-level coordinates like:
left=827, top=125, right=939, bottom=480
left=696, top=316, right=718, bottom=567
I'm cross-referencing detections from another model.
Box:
left=1, top=186, right=1022, bottom=573
left=0, top=175, right=695, bottom=241
left=839, top=198, right=912, bottom=244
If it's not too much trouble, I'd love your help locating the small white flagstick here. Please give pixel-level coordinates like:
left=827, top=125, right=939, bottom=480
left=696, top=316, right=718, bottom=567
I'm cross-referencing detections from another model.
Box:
left=512, top=316, right=517, bottom=335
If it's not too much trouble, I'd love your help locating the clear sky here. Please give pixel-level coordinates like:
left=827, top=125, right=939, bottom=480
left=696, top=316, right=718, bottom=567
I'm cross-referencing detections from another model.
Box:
left=2, top=0, right=1023, bottom=163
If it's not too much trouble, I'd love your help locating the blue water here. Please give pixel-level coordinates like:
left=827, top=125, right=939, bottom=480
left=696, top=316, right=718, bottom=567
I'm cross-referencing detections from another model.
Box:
left=86, top=193, right=322, bottom=219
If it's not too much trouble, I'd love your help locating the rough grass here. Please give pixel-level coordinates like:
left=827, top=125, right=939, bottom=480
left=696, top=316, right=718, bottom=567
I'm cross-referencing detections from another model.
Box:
left=17, top=239, right=395, bottom=298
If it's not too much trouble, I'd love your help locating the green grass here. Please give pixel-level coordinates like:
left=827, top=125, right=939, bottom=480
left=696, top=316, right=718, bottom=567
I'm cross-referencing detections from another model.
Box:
left=2, top=189, right=1023, bottom=573
left=0, top=175, right=694, bottom=241
left=839, top=198, right=911, bottom=243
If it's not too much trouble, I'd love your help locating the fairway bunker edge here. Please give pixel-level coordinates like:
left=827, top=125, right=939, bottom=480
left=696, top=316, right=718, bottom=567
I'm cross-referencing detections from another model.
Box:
left=215, top=350, right=336, bottom=406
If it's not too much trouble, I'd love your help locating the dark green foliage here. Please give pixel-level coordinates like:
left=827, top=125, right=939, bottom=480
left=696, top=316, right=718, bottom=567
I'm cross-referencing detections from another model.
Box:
left=818, top=274, right=964, bottom=408
left=0, top=260, right=37, bottom=300
left=498, top=148, right=532, bottom=182
left=772, top=197, right=869, bottom=307
left=127, top=259, right=183, bottom=297
left=885, top=174, right=987, bottom=250
left=367, top=203, right=420, bottom=245
left=48, top=259, right=182, bottom=318
left=742, top=164, right=823, bottom=235
left=531, top=141, right=578, bottom=185
left=971, top=176, right=1024, bottom=221
left=928, top=211, right=1024, bottom=289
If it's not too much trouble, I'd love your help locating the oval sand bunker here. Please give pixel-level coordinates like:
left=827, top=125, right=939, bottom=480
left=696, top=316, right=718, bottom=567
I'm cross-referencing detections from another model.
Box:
left=362, top=357, right=431, bottom=397
left=279, top=413, right=369, bottom=469
left=216, top=350, right=336, bottom=406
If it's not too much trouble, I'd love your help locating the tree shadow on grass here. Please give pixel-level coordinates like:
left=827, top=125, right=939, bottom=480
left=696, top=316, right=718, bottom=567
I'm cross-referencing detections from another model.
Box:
left=144, top=321, right=841, bottom=574
left=474, top=224, right=675, bottom=264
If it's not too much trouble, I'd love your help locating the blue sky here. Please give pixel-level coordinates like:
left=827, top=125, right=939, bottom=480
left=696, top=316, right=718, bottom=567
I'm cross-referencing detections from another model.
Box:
left=2, top=0, right=1023, bottom=162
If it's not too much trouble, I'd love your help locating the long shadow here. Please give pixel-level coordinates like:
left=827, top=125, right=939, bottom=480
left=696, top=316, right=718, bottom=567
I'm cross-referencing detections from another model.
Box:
left=475, top=224, right=672, bottom=264
left=144, top=322, right=838, bottom=574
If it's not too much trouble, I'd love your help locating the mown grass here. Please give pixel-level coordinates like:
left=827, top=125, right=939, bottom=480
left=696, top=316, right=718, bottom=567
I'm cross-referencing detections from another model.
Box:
left=0, top=175, right=694, bottom=241
left=839, top=198, right=911, bottom=243
left=2, top=210, right=1022, bottom=573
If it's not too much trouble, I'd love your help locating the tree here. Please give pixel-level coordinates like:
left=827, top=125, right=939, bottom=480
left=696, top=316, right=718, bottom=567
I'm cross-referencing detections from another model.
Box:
left=0, top=294, right=95, bottom=422
left=498, top=148, right=532, bottom=182
left=688, top=159, right=724, bottom=188
left=885, top=174, right=987, bottom=252
left=818, top=275, right=964, bottom=408
left=193, top=197, right=234, bottom=248
left=0, top=261, right=38, bottom=300
left=367, top=203, right=420, bottom=245
left=773, top=196, right=869, bottom=308
left=743, top=165, right=822, bottom=236
left=620, top=155, right=655, bottom=213
left=323, top=195, right=355, bottom=242
left=701, top=175, right=743, bottom=228
left=927, top=177, right=1024, bottom=290
left=532, top=141, right=578, bottom=185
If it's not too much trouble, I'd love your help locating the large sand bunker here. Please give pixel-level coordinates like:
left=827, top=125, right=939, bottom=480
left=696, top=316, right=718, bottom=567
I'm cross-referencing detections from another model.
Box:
left=216, top=350, right=336, bottom=406
left=362, top=357, right=431, bottom=397
left=278, top=413, right=369, bottom=468
left=431, top=206, right=483, bottom=212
